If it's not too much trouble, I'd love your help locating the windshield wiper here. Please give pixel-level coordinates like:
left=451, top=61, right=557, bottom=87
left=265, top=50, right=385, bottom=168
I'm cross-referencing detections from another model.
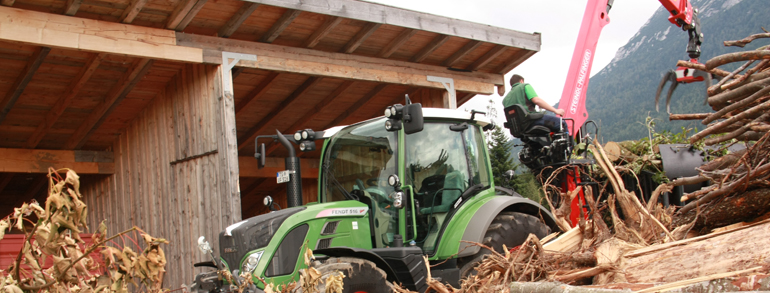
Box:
left=323, top=163, right=358, bottom=201
left=461, top=184, right=486, bottom=201
left=450, top=184, right=486, bottom=210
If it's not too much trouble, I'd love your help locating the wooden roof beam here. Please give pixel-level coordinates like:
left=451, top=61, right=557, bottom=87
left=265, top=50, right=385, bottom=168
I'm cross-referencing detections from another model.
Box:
left=467, top=45, right=506, bottom=71
left=341, top=22, right=380, bottom=54
left=235, top=72, right=280, bottom=115
left=0, top=46, right=50, bottom=124
left=325, top=83, right=387, bottom=128
left=379, top=28, right=416, bottom=59
left=121, top=0, right=148, bottom=23
left=218, top=2, right=260, bottom=38
left=166, top=0, right=207, bottom=31
left=0, top=7, right=203, bottom=63
left=63, top=0, right=82, bottom=16
left=260, top=9, right=301, bottom=43
left=0, top=148, right=114, bottom=174
left=410, top=34, right=449, bottom=63
left=241, top=0, right=540, bottom=50
left=264, top=80, right=354, bottom=155
left=65, top=59, right=154, bottom=149
left=458, top=92, right=476, bottom=105
left=442, top=40, right=482, bottom=68
left=237, top=77, right=322, bottom=150
left=26, top=53, right=104, bottom=148
left=181, top=34, right=501, bottom=94
left=303, top=16, right=342, bottom=48
left=498, top=50, right=536, bottom=75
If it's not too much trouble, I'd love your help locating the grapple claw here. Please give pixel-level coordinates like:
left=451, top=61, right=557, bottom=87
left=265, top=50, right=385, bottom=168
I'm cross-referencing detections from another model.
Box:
left=693, top=70, right=712, bottom=105
left=655, top=70, right=677, bottom=112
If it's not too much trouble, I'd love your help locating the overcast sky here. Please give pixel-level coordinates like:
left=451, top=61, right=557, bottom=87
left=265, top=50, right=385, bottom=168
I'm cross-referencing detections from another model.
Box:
left=366, top=0, right=662, bottom=124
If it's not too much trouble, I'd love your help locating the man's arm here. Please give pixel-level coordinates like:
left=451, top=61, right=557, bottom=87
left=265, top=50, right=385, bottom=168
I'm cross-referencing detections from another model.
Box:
left=531, top=96, right=565, bottom=116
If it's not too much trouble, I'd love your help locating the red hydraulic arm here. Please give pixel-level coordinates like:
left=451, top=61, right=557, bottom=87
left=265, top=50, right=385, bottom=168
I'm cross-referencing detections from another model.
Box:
left=558, top=0, right=703, bottom=136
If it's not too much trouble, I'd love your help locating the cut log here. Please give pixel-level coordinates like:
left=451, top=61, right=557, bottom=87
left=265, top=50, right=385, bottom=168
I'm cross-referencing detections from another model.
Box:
left=603, top=142, right=638, bottom=163
left=543, top=225, right=582, bottom=252
left=672, top=188, right=770, bottom=232
left=619, top=219, right=770, bottom=284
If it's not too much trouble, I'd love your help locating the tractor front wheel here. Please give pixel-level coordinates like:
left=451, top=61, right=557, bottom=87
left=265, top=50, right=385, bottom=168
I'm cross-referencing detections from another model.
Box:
left=312, top=257, right=392, bottom=293
left=457, top=211, right=550, bottom=278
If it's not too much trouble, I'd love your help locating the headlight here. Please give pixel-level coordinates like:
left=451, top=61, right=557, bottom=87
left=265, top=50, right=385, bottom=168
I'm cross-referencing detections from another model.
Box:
left=242, top=251, right=264, bottom=273
left=392, top=191, right=404, bottom=209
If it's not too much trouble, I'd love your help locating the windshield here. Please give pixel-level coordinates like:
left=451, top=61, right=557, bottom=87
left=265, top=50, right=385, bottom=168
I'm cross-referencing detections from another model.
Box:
left=322, top=118, right=398, bottom=201
left=406, top=121, right=490, bottom=253
left=321, top=118, right=399, bottom=247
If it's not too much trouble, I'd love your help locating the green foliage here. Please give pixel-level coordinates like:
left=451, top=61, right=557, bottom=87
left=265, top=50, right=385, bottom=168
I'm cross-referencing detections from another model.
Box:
left=487, top=127, right=544, bottom=203
left=488, top=127, right=515, bottom=186
left=511, top=170, right=544, bottom=204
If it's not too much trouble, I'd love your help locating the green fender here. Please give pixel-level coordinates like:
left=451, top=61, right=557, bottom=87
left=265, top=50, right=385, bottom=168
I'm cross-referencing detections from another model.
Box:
left=456, top=194, right=560, bottom=258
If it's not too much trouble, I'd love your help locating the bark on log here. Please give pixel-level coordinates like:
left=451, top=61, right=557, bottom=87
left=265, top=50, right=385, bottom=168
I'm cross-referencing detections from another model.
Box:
left=669, top=175, right=709, bottom=187
left=704, top=113, right=770, bottom=146
left=680, top=166, right=770, bottom=215
left=724, top=32, right=770, bottom=47
left=698, top=149, right=747, bottom=172
left=702, top=86, right=770, bottom=124
left=708, top=76, right=770, bottom=109
left=707, top=69, right=770, bottom=97
left=673, top=188, right=770, bottom=232
left=669, top=113, right=710, bottom=121
left=690, top=100, right=770, bottom=143
left=718, top=59, right=770, bottom=94
left=705, top=50, right=770, bottom=70
left=620, top=219, right=770, bottom=284
left=676, top=60, right=732, bottom=77
left=736, top=131, right=767, bottom=142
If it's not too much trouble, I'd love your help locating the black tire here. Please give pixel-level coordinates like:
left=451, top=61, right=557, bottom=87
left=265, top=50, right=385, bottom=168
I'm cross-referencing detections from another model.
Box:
left=312, top=257, right=392, bottom=293
left=457, top=211, right=550, bottom=278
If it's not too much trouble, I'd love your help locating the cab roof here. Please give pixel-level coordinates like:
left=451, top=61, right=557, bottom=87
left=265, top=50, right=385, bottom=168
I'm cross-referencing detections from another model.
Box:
left=321, top=107, right=492, bottom=138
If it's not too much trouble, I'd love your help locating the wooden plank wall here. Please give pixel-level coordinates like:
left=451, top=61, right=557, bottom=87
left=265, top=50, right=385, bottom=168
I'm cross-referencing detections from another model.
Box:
left=81, top=63, right=242, bottom=289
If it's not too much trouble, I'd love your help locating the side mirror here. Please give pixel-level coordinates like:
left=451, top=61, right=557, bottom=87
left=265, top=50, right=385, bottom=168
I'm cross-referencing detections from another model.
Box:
left=403, top=103, right=423, bottom=134
left=197, top=236, right=213, bottom=254
left=255, top=143, right=266, bottom=169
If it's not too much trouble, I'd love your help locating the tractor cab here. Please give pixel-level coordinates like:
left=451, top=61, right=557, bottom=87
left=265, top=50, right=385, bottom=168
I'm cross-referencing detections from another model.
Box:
left=319, top=108, right=491, bottom=255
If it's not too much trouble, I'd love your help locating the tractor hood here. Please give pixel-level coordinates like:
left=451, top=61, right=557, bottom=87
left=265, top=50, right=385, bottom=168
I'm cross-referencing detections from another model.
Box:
left=218, top=207, right=306, bottom=272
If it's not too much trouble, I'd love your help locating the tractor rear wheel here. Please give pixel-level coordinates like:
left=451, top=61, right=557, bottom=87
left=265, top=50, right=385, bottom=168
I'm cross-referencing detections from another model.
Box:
left=312, top=257, right=392, bottom=293
left=457, top=211, right=550, bottom=278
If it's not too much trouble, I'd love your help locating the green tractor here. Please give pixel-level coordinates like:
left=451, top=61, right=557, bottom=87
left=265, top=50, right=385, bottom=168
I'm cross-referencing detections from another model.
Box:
left=191, top=99, right=559, bottom=293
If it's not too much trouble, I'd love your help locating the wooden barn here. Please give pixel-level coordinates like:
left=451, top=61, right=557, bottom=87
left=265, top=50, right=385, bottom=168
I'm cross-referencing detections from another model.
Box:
left=0, top=0, right=540, bottom=288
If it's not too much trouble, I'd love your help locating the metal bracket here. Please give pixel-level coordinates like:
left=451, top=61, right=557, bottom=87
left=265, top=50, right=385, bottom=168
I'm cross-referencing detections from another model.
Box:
left=427, top=76, right=456, bottom=109
left=222, top=52, right=257, bottom=95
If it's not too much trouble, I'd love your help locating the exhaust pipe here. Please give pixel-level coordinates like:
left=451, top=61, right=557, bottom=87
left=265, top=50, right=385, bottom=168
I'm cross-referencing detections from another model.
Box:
left=276, top=130, right=303, bottom=208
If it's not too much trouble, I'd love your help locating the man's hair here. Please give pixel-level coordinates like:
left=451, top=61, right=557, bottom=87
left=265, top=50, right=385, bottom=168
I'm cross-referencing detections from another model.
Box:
left=510, top=74, right=524, bottom=86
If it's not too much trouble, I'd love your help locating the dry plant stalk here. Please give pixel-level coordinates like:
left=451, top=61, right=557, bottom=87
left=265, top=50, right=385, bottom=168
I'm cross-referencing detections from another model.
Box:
left=0, top=168, right=168, bottom=293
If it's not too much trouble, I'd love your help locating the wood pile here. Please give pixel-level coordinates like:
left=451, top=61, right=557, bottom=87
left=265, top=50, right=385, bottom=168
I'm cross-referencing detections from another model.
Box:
left=397, top=32, right=770, bottom=293
left=670, top=31, right=770, bottom=233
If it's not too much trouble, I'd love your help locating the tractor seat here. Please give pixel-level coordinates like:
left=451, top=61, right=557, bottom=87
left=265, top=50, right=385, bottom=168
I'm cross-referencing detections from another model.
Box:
left=419, top=171, right=464, bottom=214
left=502, top=104, right=551, bottom=138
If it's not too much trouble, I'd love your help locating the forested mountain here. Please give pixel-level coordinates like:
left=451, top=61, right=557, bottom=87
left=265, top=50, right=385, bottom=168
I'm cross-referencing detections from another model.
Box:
left=585, top=0, right=768, bottom=142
